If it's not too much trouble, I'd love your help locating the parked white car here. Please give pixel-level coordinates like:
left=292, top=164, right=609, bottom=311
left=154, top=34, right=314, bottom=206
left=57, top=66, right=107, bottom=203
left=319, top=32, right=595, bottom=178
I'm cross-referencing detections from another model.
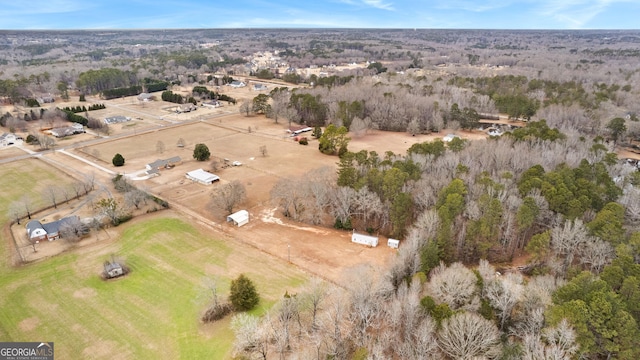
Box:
left=442, top=134, right=460, bottom=142
left=232, top=161, right=242, bottom=166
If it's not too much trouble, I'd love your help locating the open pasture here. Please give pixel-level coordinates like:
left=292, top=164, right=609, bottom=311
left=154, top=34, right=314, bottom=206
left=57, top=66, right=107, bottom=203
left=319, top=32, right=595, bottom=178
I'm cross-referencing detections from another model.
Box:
left=0, top=214, right=308, bottom=359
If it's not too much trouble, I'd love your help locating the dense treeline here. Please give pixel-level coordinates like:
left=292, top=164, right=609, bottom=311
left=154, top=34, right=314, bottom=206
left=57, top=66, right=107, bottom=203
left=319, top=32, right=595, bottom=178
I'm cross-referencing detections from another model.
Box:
left=62, top=104, right=105, bottom=113
left=76, top=68, right=137, bottom=94
left=102, top=85, right=142, bottom=100
left=161, top=90, right=194, bottom=104
left=60, top=109, right=88, bottom=126
left=142, top=79, right=170, bottom=93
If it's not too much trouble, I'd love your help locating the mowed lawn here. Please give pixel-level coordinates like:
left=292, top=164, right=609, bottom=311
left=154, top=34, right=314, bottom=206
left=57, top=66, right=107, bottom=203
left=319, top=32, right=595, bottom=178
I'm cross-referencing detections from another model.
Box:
left=0, top=215, right=308, bottom=359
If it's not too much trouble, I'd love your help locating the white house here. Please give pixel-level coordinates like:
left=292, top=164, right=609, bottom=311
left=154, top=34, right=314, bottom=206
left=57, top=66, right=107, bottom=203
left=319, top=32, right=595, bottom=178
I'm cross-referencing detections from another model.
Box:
left=229, top=81, right=246, bottom=88
left=0, top=133, right=18, bottom=147
left=49, top=123, right=85, bottom=138
left=104, top=116, right=131, bottom=124
left=227, top=210, right=249, bottom=227
left=351, top=231, right=379, bottom=247
left=387, top=238, right=400, bottom=249
left=186, top=169, right=219, bottom=184
left=202, top=100, right=222, bottom=108
left=137, top=93, right=153, bottom=102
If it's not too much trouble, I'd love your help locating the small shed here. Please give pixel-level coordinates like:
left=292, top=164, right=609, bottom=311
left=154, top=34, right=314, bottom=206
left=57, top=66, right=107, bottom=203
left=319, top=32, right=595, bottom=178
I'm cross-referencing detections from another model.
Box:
left=387, top=238, right=400, bottom=249
left=351, top=231, right=378, bottom=247
left=104, top=262, right=124, bottom=278
left=227, top=210, right=249, bottom=227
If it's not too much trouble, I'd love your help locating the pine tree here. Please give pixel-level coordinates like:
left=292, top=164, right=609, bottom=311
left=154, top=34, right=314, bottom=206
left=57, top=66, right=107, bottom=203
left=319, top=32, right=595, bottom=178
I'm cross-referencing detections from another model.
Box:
left=229, top=274, right=259, bottom=311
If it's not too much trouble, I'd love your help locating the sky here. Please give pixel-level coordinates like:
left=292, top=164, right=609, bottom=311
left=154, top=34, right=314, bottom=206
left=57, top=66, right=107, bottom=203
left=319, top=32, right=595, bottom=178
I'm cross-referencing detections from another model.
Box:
left=0, top=0, right=639, bottom=30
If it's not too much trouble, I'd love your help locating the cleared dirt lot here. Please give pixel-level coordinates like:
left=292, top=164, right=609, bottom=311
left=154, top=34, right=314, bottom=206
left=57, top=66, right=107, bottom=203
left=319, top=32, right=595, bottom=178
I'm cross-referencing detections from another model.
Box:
left=64, top=113, right=398, bottom=284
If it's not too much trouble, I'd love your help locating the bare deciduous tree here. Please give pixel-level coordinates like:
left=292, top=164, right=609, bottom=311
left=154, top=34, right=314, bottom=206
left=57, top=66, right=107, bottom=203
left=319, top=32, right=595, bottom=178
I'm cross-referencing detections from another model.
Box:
left=210, top=180, right=246, bottom=214
left=83, top=173, right=96, bottom=194
left=270, top=294, right=301, bottom=359
left=349, top=116, right=371, bottom=137
left=551, top=219, right=589, bottom=276
left=125, top=189, right=149, bottom=210
left=231, top=313, right=271, bottom=360
left=20, top=195, right=33, bottom=219
left=578, top=237, right=614, bottom=274
left=71, top=181, right=84, bottom=199
left=484, top=272, right=523, bottom=330
left=59, top=216, right=89, bottom=243
left=271, top=178, right=306, bottom=220
left=437, top=312, right=501, bottom=359
left=320, top=289, right=350, bottom=360
left=522, top=319, right=578, bottom=360
left=429, top=262, right=479, bottom=310
left=42, top=185, right=60, bottom=209
left=239, top=101, right=251, bottom=116
left=329, top=186, right=357, bottom=225
left=156, top=140, right=165, bottom=154
left=269, top=89, right=289, bottom=124
left=304, top=277, right=328, bottom=332
left=38, top=134, right=56, bottom=150
left=8, top=202, right=24, bottom=224
left=344, top=265, right=385, bottom=347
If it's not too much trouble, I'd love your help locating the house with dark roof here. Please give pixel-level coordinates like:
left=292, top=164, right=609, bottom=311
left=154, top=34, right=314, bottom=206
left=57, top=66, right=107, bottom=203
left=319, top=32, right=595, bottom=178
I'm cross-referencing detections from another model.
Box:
left=26, top=216, right=80, bottom=242
left=146, top=156, right=182, bottom=174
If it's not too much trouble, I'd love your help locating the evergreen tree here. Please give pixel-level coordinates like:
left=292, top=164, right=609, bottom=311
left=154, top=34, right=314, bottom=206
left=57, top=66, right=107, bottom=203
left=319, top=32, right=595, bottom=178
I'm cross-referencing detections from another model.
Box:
left=193, top=143, right=210, bottom=161
left=112, top=153, right=125, bottom=167
left=229, top=274, right=259, bottom=311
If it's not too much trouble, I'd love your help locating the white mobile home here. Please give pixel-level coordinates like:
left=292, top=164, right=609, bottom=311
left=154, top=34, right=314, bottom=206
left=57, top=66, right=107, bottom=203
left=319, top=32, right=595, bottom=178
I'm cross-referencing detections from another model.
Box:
left=387, top=238, right=400, bottom=249
left=351, top=231, right=378, bottom=247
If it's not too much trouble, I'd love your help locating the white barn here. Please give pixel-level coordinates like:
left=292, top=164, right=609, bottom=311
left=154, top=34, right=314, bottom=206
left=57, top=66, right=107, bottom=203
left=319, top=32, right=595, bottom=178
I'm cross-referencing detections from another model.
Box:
left=186, top=169, right=219, bottom=184
left=351, top=231, right=378, bottom=247
left=227, top=210, right=249, bottom=227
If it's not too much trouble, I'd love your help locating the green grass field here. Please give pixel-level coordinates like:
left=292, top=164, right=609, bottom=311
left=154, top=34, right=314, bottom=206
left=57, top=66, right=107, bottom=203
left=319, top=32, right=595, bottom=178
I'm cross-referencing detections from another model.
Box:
left=0, top=215, right=307, bottom=359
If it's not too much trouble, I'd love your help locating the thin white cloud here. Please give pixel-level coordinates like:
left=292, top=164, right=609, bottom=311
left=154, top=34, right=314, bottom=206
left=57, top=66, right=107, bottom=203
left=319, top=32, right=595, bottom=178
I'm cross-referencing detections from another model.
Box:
left=334, top=0, right=395, bottom=11
left=535, top=0, right=629, bottom=28
left=363, top=0, right=395, bottom=11
left=432, top=0, right=515, bottom=12
left=0, top=0, right=90, bottom=14
left=219, top=15, right=374, bottom=28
